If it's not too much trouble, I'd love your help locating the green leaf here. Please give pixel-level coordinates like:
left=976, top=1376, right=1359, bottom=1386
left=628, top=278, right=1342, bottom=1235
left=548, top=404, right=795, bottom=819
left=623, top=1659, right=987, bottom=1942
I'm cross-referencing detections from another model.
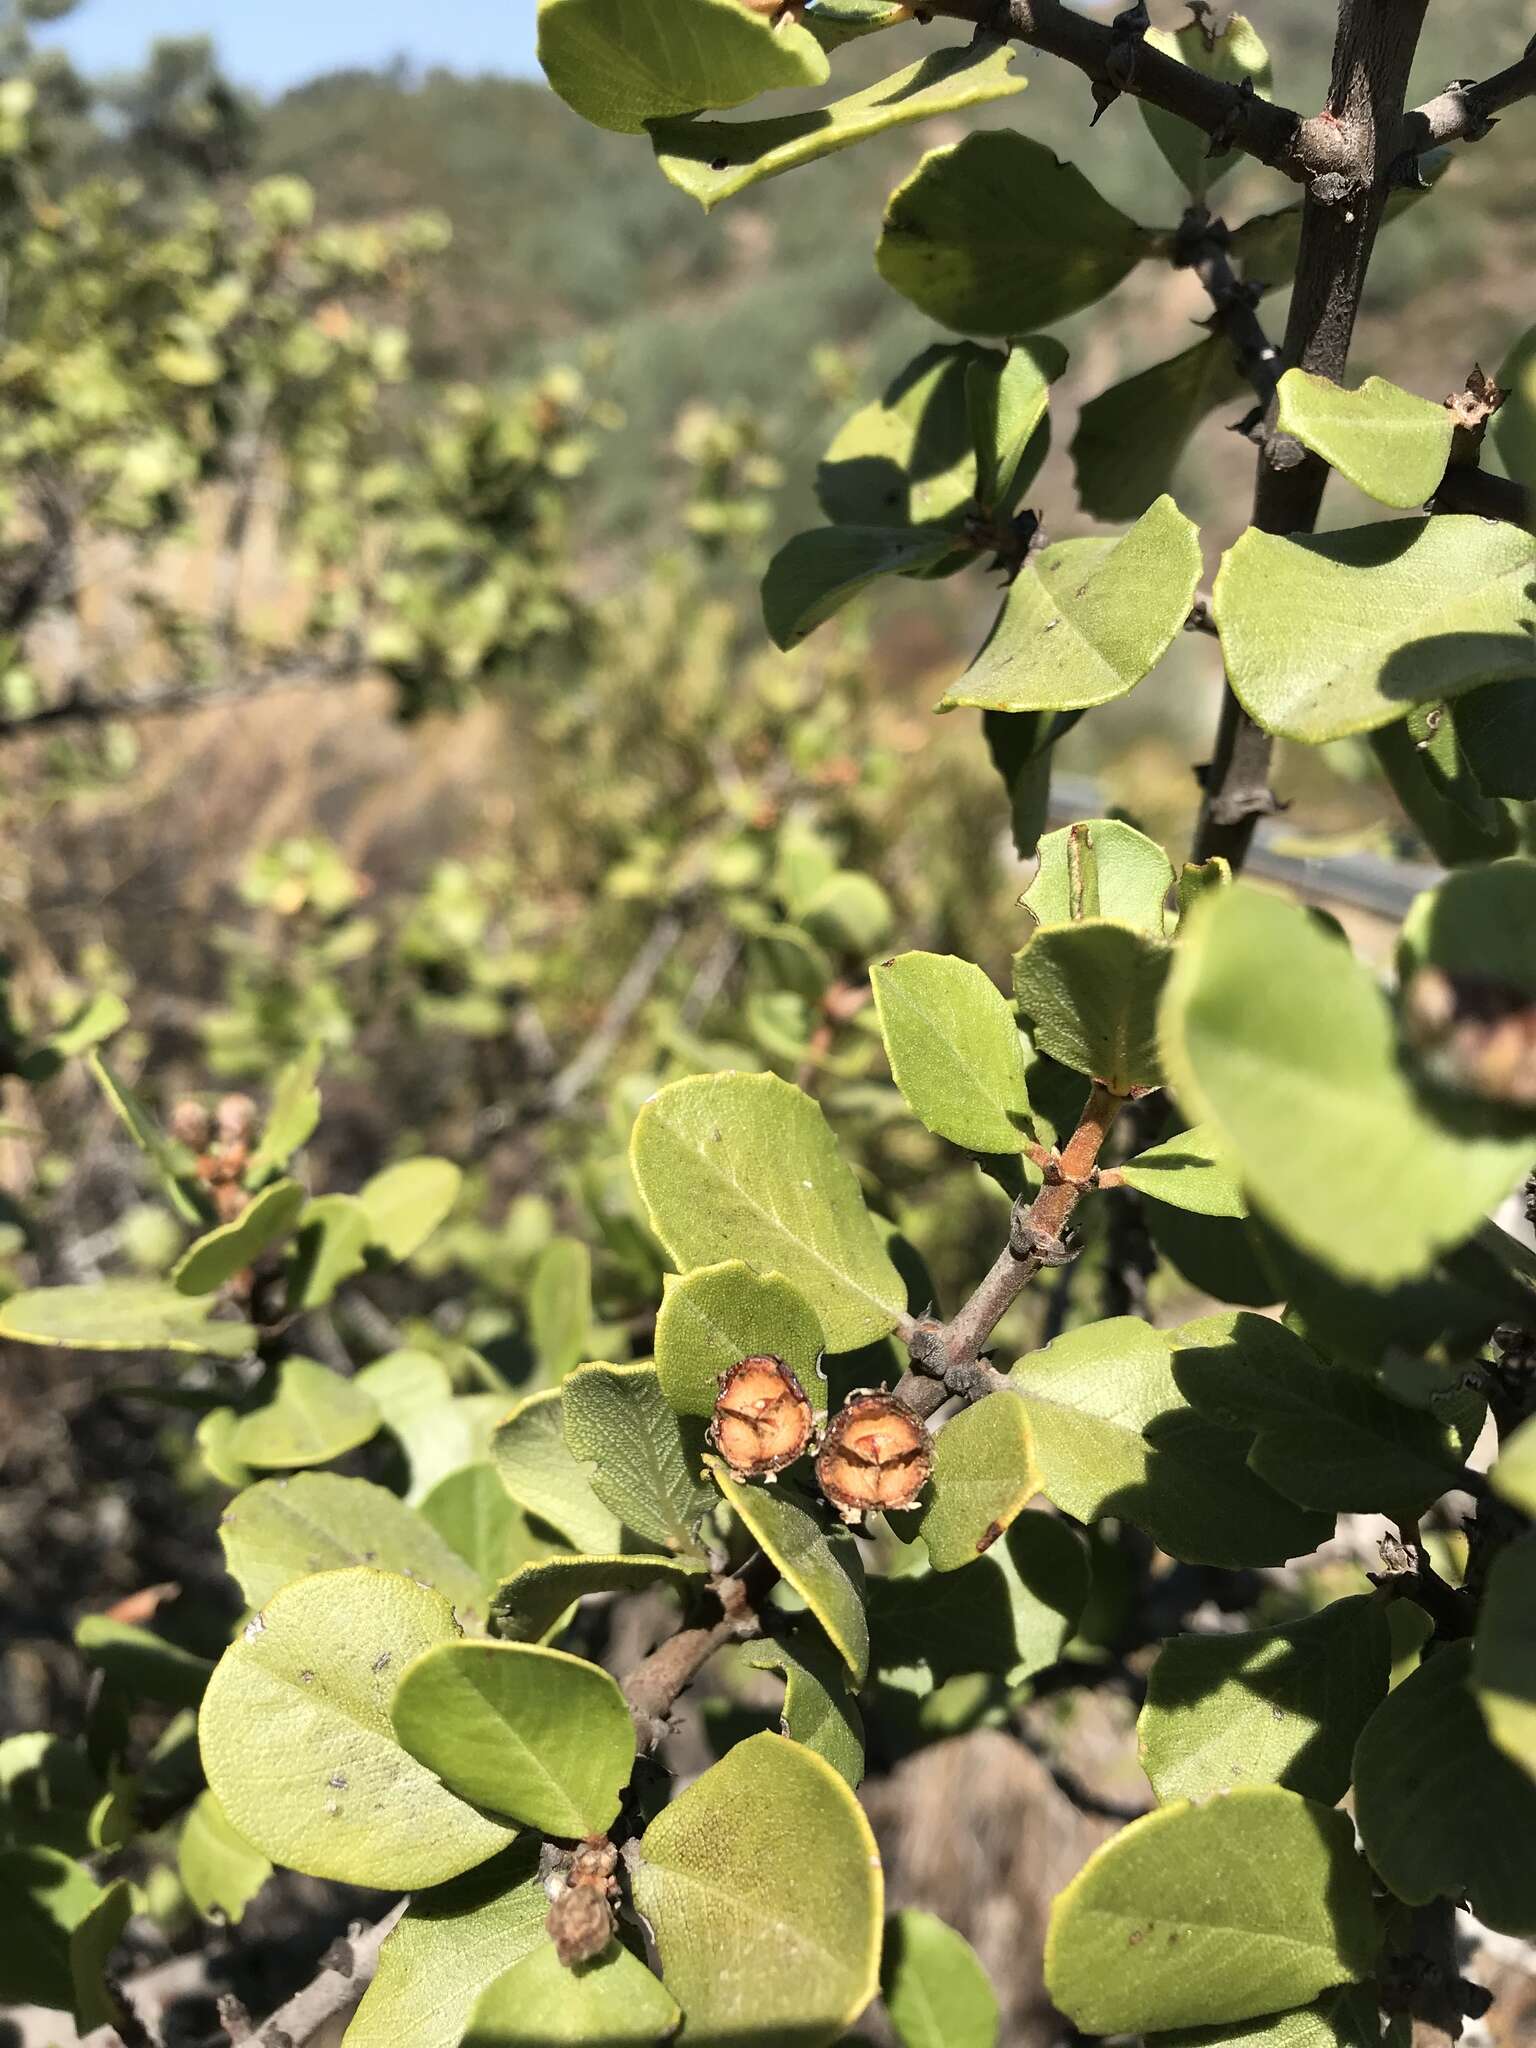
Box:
left=1154, top=1984, right=1399, bottom=2048
left=1472, top=1527, right=1536, bottom=1778
left=199, top=1567, right=516, bottom=1889
left=1139, top=1596, right=1390, bottom=1805
left=1013, top=920, right=1168, bottom=1092
left=537, top=0, right=828, bottom=134
left=803, top=0, right=909, bottom=48
left=492, top=1389, right=628, bottom=1554
left=0, top=1847, right=130, bottom=2031
left=1354, top=1639, right=1536, bottom=1935
left=882, top=1909, right=999, bottom=2048
left=762, top=524, right=960, bottom=649
left=869, top=1510, right=1088, bottom=1686
left=917, top=1392, right=1039, bottom=1572
left=877, top=130, right=1150, bottom=335
left=818, top=342, right=992, bottom=535
left=1171, top=1311, right=1482, bottom=1519
left=983, top=706, right=1072, bottom=859
left=1397, top=858, right=1536, bottom=1118
left=74, top=1615, right=212, bottom=1707
left=562, top=1361, right=714, bottom=1553
left=1119, top=1123, right=1246, bottom=1217
left=355, top=1349, right=491, bottom=1502
left=712, top=1460, right=868, bottom=1683
left=88, top=1052, right=210, bottom=1225
left=1493, top=1412, right=1536, bottom=1513
left=651, top=38, right=1025, bottom=210
left=285, top=1193, right=373, bottom=1309
left=345, top=1843, right=546, bottom=2048
left=654, top=1260, right=826, bottom=1418
left=1146, top=1206, right=1278, bottom=1308
left=527, top=1235, right=592, bottom=1379
left=746, top=1625, right=864, bottom=1789
left=197, top=1407, right=253, bottom=1489
left=870, top=951, right=1033, bottom=1155
left=171, top=1178, right=307, bottom=1296
left=1008, top=1318, right=1331, bottom=1567
left=359, top=1157, right=462, bottom=1262
left=1212, top=516, right=1536, bottom=743
left=1140, top=13, right=1271, bottom=198
left=0, top=1280, right=254, bottom=1358
left=218, top=1471, right=486, bottom=1622
left=633, top=1731, right=882, bottom=2048
left=1021, top=819, right=1175, bottom=935
left=229, top=1357, right=381, bottom=1471
left=800, top=870, right=893, bottom=960
left=968, top=337, right=1067, bottom=515
left=177, top=1791, right=271, bottom=1923
left=244, top=1047, right=322, bottom=1185
left=392, top=1638, right=634, bottom=1837
left=418, top=1463, right=557, bottom=1590
left=1046, top=1788, right=1377, bottom=2033
left=631, top=1071, right=906, bottom=1354
left=1494, top=319, right=1536, bottom=484
left=0, top=1734, right=102, bottom=1857
left=941, top=497, right=1201, bottom=714
left=492, top=1553, right=704, bottom=1644
left=469, top=1938, right=681, bottom=2042
left=1452, top=676, right=1536, bottom=799
left=1159, top=886, right=1531, bottom=1283
left=1274, top=371, right=1454, bottom=509
left=1072, top=337, right=1249, bottom=524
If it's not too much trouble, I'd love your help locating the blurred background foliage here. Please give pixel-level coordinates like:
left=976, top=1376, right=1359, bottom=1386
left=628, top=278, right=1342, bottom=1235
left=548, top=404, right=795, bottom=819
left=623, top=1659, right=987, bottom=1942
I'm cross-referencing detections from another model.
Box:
left=2, top=0, right=1535, bottom=1734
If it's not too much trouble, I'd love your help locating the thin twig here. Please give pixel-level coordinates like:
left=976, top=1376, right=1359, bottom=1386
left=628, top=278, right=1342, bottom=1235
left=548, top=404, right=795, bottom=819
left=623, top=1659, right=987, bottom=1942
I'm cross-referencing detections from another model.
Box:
left=898, top=1082, right=1127, bottom=1414
left=248, top=1898, right=409, bottom=2047
left=0, top=655, right=367, bottom=740
left=1396, top=34, right=1536, bottom=164
left=545, top=907, right=687, bottom=1113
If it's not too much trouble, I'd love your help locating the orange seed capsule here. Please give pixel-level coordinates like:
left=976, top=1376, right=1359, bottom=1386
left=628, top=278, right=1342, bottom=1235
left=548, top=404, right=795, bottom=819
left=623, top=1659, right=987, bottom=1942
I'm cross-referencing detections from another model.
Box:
left=816, top=1391, right=932, bottom=1521
left=710, top=1355, right=815, bottom=1480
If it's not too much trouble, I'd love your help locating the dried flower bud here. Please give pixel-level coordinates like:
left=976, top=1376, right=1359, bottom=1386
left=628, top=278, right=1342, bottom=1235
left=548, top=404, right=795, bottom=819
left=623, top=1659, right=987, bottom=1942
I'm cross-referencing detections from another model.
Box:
left=710, top=1356, right=815, bottom=1479
left=816, top=1391, right=932, bottom=1520
left=168, top=1099, right=212, bottom=1151
left=215, top=1093, right=260, bottom=1147
left=546, top=1877, right=614, bottom=1967
left=1402, top=967, right=1536, bottom=1108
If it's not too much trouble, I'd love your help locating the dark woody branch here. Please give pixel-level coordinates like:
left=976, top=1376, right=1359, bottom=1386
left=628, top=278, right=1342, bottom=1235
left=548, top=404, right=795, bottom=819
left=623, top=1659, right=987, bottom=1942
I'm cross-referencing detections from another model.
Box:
left=923, top=0, right=1309, bottom=180
left=1396, top=35, right=1536, bottom=164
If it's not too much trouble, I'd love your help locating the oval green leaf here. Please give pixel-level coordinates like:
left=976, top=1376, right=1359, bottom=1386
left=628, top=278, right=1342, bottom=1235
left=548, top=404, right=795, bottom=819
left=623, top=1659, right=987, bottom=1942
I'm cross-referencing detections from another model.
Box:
left=712, top=1459, right=868, bottom=1683
left=171, top=1178, right=307, bottom=1296
left=0, top=1280, right=254, bottom=1358
left=1045, top=1787, right=1378, bottom=2033
left=654, top=1260, right=826, bottom=1419
left=229, top=1357, right=381, bottom=1470
left=631, top=1072, right=905, bottom=1355
left=882, top=1909, right=999, bottom=2048
left=633, top=1731, right=882, bottom=2048
left=871, top=951, right=1033, bottom=1156
left=391, top=1638, right=634, bottom=1838
left=199, top=1567, right=516, bottom=1888
left=917, top=1392, right=1038, bottom=1573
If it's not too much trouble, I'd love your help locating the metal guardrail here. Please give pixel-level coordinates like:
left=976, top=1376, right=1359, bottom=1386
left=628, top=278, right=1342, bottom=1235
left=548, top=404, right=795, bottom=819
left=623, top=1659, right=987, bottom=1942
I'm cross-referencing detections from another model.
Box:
left=1045, top=772, right=1442, bottom=923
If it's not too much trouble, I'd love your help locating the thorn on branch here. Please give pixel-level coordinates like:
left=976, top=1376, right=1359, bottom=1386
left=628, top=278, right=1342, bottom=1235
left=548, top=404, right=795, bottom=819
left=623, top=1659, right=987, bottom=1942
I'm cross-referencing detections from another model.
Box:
left=1090, top=1, right=1148, bottom=124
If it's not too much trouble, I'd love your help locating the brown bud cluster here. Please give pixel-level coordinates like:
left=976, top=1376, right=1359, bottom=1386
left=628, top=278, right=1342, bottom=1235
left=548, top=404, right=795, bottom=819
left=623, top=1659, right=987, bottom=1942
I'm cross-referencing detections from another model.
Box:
left=816, top=1391, right=931, bottom=1521
left=710, top=1355, right=815, bottom=1480
left=1402, top=967, right=1536, bottom=1109
left=172, top=1093, right=265, bottom=1225
left=546, top=1837, right=619, bottom=1968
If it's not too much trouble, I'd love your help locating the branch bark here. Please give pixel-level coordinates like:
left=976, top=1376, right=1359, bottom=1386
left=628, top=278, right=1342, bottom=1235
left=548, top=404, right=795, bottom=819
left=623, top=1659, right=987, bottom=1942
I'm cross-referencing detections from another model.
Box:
left=898, top=1081, right=1126, bottom=1414
left=924, top=0, right=1308, bottom=179
left=0, top=655, right=366, bottom=741
left=1193, top=0, right=1433, bottom=868
left=1396, top=35, right=1536, bottom=162
left=247, top=1898, right=409, bottom=2047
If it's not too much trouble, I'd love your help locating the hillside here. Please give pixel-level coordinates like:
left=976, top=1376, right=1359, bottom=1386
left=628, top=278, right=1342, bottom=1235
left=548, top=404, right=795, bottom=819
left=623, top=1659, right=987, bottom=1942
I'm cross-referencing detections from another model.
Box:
left=259, top=6, right=1536, bottom=538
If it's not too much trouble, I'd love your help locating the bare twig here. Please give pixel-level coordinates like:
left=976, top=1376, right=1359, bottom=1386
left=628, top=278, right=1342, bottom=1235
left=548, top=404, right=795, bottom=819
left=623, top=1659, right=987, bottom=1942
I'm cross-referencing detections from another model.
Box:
left=898, top=1081, right=1128, bottom=1414
left=1396, top=35, right=1536, bottom=164
left=248, top=1897, right=409, bottom=2047
left=1194, top=0, right=1434, bottom=868
left=1176, top=208, right=1281, bottom=413
left=621, top=1550, right=777, bottom=1749
left=546, top=907, right=687, bottom=1113
left=0, top=654, right=367, bottom=741
left=922, top=0, right=1307, bottom=180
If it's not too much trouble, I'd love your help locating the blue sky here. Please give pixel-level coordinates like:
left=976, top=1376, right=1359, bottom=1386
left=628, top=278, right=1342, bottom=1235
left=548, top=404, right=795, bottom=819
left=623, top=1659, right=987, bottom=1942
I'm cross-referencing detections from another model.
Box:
left=36, top=0, right=541, bottom=94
